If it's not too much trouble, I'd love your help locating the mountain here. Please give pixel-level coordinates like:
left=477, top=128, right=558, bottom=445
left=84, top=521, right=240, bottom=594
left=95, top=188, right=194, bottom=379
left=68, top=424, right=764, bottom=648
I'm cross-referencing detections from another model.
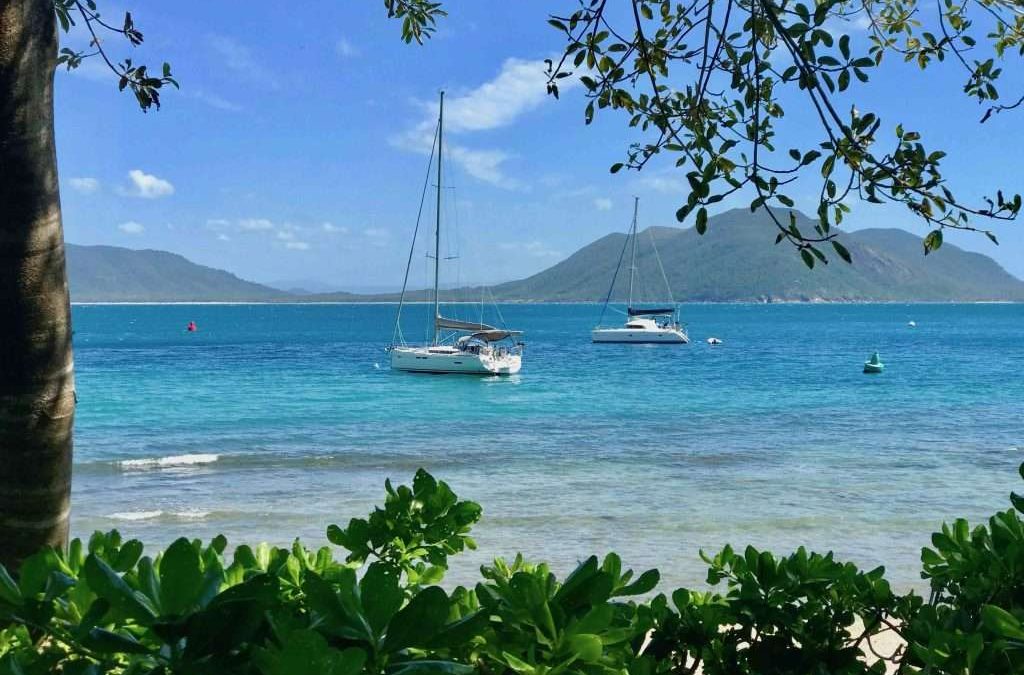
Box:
left=483, top=209, right=1024, bottom=303
left=67, top=244, right=287, bottom=302
left=66, top=211, right=1024, bottom=303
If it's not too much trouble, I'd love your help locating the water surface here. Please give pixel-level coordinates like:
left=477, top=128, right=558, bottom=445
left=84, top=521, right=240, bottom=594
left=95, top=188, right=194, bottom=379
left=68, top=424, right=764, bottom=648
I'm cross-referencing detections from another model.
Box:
left=71, top=303, right=1024, bottom=590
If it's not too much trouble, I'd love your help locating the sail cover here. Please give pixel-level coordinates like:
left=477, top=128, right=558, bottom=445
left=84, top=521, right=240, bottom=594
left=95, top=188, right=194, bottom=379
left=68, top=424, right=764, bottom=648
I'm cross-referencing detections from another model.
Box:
left=436, top=316, right=497, bottom=332
left=628, top=307, right=675, bottom=316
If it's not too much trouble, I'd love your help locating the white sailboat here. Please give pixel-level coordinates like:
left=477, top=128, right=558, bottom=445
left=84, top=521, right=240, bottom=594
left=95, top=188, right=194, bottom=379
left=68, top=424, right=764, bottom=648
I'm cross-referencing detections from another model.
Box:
left=389, top=92, right=524, bottom=375
left=592, top=197, right=689, bottom=344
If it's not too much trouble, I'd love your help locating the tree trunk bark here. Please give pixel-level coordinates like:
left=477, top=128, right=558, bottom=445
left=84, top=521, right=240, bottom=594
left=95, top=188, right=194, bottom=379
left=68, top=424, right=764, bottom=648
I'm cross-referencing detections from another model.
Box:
left=0, top=0, right=76, bottom=570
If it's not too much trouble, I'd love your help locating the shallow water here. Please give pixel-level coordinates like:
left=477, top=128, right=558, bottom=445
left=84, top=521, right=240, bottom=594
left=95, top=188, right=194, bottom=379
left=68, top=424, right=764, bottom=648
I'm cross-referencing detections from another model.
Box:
left=70, top=303, right=1024, bottom=591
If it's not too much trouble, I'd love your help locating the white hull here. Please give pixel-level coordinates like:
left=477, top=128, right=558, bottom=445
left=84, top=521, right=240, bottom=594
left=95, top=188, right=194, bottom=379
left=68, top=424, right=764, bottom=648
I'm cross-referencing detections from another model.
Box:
left=591, top=327, right=689, bottom=343
left=390, top=346, right=521, bottom=375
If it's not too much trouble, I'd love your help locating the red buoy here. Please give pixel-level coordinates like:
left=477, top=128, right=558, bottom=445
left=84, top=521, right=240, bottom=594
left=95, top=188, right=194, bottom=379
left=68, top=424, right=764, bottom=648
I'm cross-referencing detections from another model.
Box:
left=187, top=321, right=197, bottom=332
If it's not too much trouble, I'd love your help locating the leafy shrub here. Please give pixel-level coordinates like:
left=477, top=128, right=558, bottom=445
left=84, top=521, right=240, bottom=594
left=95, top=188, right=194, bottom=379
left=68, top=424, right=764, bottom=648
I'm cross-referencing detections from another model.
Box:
left=2, top=464, right=1024, bottom=674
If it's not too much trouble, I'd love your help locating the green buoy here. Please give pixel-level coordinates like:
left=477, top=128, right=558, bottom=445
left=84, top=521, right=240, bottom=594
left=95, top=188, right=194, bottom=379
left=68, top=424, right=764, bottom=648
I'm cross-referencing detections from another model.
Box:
left=863, top=351, right=884, bottom=374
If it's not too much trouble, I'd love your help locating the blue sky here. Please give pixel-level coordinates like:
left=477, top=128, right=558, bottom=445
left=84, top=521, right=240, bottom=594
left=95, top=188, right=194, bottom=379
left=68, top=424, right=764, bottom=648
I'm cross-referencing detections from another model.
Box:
left=55, top=1, right=1024, bottom=291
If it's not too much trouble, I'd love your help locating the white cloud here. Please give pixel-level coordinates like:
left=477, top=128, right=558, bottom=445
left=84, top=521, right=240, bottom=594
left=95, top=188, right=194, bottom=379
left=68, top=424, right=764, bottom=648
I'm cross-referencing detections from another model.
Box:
left=217, top=233, right=231, bottom=241
left=393, top=58, right=576, bottom=190
left=186, top=88, right=242, bottom=112
left=118, top=221, right=145, bottom=234
left=285, top=241, right=310, bottom=250
left=447, top=146, right=522, bottom=188
left=336, top=37, right=358, bottom=58
left=637, top=170, right=684, bottom=194
left=208, top=34, right=278, bottom=88
left=322, top=222, right=349, bottom=234
left=594, top=197, right=613, bottom=211
left=442, top=58, right=568, bottom=132
left=364, top=227, right=390, bottom=239
left=238, top=218, right=274, bottom=231
left=499, top=239, right=561, bottom=258
left=276, top=230, right=295, bottom=241
left=69, top=177, right=100, bottom=194
left=206, top=218, right=231, bottom=228
left=122, top=169, right=175, bottom=199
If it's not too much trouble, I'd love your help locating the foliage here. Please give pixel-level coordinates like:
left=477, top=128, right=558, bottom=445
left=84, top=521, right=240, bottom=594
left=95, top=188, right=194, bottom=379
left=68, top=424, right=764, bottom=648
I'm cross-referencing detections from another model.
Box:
left=386, top=0, right=1022, bottom=265
left=645, top=546, right=920, bottom=674
left=53, top=0, right=176, bottom=110
left=4, top=464, right=1024, bottom=673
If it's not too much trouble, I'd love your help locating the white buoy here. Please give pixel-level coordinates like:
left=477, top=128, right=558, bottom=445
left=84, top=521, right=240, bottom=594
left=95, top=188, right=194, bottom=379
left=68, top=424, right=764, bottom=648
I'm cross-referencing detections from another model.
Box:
left=908, top=321, right=916, bottom=327
left=707, top=337, right=723, bottom=345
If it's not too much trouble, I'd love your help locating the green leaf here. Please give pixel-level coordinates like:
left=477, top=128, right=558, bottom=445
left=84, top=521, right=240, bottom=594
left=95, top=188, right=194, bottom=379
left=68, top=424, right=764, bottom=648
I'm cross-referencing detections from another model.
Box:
left=425, top=609, right=489, bottom=649
left=303, top=570, right=369, bottom=641
left=982, top=605, right=1024, bottom=641
left=382, top=586, right=450, bottom=652
left=800, top=248, right=815, bottom=269
left=17, top=547, right=64, bottom=597
left=0, top=565, right=22, bottom=605
left=83, top=628, right=152, bottom=655
left=695, top=207, right=708, bottom=235
left=160, top=538, right=206, bottom=615
left=389, top=662, right=475, bottom=675
left=254, top=629, right=366, bottom=675
left=360, top=562, right=403, bottom=635
left=831, top=240, right=852, bottom=264
left=83, top=555, right=157, bottom=624
left=616, top=569, right=659, bottom=596
left=923, top=229, right=943, bottom=254
left=568, top=633, right=603, bottom=663
left=113, top=540, right=144, bottom=573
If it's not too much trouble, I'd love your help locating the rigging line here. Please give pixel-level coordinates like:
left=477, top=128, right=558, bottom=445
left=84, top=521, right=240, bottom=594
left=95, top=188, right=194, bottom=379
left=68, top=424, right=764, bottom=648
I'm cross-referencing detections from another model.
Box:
left=648, top=226, right=676, bottom=305
left=489, top=286, right=509, bottom=330
left=391, top=118, right=440, bottom=347
left=597, top=223, right=633, bottom=328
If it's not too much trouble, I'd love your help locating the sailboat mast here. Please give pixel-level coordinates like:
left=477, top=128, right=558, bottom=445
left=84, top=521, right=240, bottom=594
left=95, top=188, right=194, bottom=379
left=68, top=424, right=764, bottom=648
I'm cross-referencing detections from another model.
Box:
left=432, top=91, right=444, bottom=345
left=627, top=196, right=639, bottom=310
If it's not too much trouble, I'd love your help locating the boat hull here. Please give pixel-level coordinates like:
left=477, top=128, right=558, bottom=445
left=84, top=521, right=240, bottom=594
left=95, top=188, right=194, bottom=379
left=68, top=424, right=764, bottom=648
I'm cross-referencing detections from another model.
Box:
left=390, top=347, right=521, bottom=375
left=591, top=328, right=689, bottom=344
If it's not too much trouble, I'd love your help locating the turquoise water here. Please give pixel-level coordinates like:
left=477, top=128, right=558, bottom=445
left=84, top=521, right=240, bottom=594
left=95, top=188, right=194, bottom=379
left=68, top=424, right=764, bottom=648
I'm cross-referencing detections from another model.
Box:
left=70, top=303, right=1023, bottom=590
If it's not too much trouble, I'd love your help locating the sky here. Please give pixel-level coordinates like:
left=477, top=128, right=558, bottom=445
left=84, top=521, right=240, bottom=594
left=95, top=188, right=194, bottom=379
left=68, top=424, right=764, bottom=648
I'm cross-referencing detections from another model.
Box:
left=54, top=1, right=1024, bottom=292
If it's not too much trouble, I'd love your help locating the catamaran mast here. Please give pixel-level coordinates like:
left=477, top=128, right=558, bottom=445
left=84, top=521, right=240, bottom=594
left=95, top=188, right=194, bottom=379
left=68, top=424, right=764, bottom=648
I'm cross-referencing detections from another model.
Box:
left=432, top=91, right=444, bottom=345
left=627, top=196, right=639, bottom=310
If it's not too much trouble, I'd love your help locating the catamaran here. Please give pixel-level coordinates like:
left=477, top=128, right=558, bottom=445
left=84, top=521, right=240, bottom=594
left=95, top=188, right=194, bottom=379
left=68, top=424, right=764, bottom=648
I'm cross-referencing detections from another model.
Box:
left=592, top=197, right=689, bottom=344
left=388, top=92, right=524, bottom=375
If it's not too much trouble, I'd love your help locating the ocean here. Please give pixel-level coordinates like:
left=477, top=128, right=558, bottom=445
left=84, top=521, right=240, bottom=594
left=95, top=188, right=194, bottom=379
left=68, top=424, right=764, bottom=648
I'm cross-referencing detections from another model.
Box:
left=70, top=302, right=1023, bottom=591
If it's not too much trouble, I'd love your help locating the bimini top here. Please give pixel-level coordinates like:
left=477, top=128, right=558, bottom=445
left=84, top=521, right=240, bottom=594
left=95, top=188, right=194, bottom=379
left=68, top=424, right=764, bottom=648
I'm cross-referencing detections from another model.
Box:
left=627, top=307, right=675, bottom=317
left=458, top=330, right=523, bottom=343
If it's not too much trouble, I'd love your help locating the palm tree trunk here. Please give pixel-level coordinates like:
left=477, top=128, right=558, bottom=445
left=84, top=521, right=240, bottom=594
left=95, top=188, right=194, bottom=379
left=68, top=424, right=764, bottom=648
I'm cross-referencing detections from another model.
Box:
left=0, top=0, right=77, bottom=570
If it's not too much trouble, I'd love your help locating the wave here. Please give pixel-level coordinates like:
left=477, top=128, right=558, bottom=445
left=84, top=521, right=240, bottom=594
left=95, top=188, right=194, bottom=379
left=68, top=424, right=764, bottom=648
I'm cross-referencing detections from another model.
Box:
left=77, top=450, right=480, bottom=475
left=118, top=453, right=221, bottom=469
left=106, top=509, right=212, bottom=522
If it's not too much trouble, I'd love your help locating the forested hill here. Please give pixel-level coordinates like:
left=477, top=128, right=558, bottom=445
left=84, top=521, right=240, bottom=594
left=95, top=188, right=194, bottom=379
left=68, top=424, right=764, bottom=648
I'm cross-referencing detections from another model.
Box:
left=67, top=210, right=1024, bottom=302
left=67, top=244, right=287, bottom=302
left=482, top=209, right=1024, bottom=303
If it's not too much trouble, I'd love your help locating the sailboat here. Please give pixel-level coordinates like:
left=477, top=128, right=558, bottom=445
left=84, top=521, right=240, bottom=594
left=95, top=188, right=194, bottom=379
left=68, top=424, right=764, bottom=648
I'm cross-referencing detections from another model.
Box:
left=388, top=92, right=524, bottom=375
left=591, top=197, right=689, bottom=344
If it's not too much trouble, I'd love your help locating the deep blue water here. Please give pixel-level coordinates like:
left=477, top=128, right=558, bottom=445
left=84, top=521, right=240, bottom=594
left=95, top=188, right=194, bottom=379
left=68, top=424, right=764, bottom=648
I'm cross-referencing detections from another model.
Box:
left=70, top=303, right=1024, bottom=590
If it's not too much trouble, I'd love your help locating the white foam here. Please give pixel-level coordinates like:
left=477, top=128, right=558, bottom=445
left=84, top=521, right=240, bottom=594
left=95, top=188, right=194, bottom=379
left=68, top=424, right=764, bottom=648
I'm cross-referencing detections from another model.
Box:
left=175, top=510, right=211, bottom=520
left=108, top=510, right=164, bottom=521
left=106, top=509, right=211, bottom=521
left=119, top=453, right=220, bottom=469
